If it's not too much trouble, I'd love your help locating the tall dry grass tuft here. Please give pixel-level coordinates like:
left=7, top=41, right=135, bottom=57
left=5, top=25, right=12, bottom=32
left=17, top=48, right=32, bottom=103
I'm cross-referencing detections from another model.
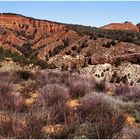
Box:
left=125, top=86, right=140, bottom=101
left=35, top=71, right=63, bottom=87
left=68, top=81, right=91, bottom=98
left=18, top=114, right=45, bottom=139
left=77, top=93, right=125, bottom=139
left=113, top=83, right=130, bottom=95
left=77, top=93, right=105, bottom=121
left=0, top=114, right=23, bottom=138
left=47, top=101, right=70, bottom=124
left=0, top=71, right=15, bottom=84
left=39, top=83, right=71, bottom=124
left=0, top=71, right=15, bottom=111
left=64, top=74, right=94, bottom=98
left=120, top=126, right=140, bottom=139
left=39, top=84, right=70, bottom=107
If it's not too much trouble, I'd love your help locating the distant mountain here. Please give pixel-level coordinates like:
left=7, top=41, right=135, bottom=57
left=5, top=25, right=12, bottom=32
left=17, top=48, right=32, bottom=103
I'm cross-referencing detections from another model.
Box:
left=100, top=21, right=139, bottom=32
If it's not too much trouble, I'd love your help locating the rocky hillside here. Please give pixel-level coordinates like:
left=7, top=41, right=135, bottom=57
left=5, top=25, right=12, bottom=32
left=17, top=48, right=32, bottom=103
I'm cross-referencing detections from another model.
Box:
left=0, top=13, right=140, bottom=68
left=101, top=21, right=139, bottom=32
left=0, top=13, right=68, bottom=56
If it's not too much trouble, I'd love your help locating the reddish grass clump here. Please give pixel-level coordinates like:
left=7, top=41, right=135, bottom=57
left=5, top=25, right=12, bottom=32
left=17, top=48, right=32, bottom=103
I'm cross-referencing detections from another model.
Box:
left=35, top=71, right=62, bottom=87
left=113, top=83, right=130, bottom=95
left=0, top=71, right=14, bottom=84
left=39, top=84, right=70, bottom=107
left=77, top=93, right=105, bottom=121
left=18, top=115, right=45, bottom=139
left=77, top=93, right=125, bottom=139
left=124, top=86, right=140, bottom=101
left=47, top=101, right=70, bottom=124
left=0, top=115, right=23, bottom=138
left=68, top=81, right=91, bottom=98
left=64, top=74, right=93, bottom=98
left=38, top=83, right=72, bottom=124
left=0, top=71, right=15, bottom=111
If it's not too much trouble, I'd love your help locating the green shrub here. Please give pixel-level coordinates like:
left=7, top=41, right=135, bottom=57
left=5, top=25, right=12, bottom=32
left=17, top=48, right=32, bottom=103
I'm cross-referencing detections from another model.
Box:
left=34, top=59, right=48, bottom=69
left=81, top=42, right=88, bottom=48
left=110, top=40, right=117, bottom=46
left=102, top=42, right=111, bottom=48
left=71, top=46, right=77, bottom=51
left=12, top=55, right=30, bottom=65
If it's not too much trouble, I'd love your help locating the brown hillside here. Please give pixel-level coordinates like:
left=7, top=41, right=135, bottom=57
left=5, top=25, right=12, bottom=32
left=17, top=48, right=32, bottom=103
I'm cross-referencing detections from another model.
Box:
left=0, top=13, right=140, bottom=67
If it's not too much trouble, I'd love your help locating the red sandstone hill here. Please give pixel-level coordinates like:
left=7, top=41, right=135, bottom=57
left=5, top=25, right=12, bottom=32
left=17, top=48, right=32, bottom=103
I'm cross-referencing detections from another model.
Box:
left=0, top=13, right=140, bottom=67
left=100, top=21, right=139, bottom=32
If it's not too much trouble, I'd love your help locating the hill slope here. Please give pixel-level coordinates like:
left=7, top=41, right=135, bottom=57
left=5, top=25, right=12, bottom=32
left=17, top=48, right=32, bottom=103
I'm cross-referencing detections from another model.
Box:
left=0, top=13, right=140, bottom=68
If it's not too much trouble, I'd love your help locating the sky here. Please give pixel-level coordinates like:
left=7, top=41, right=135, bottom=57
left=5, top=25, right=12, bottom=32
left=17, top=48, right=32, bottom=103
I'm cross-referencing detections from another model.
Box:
left=0, top=1, right=139, bottom=27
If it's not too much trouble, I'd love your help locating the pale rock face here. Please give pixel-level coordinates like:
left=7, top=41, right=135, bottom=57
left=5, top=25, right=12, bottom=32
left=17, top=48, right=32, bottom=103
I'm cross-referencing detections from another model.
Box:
left=80, top=63, right=112, bottom=81
left=0, top=58, right=22, bottom=71
left=80, top=62, right=140, bottom=85
left=48, top=55, right=74, bottom=68
left=117, top=63, right=140, bottom=84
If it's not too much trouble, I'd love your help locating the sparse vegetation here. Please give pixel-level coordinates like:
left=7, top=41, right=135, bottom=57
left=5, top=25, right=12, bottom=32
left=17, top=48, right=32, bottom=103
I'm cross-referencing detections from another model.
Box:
left=0, top=69, right=139, bottom=139
left=0, top=47, right=50, bottom=69
left=77, top=94, right=125, bottom=139
left=39, top=84, right=70, bottom=107
left=81, top=42, right=88, bottom=48
left=0, top=71, right=15, bottom=111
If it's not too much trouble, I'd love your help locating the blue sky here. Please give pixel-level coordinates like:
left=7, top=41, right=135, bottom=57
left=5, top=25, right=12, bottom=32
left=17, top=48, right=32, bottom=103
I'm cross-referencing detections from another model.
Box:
left=0, top=1, right=139, bottom=27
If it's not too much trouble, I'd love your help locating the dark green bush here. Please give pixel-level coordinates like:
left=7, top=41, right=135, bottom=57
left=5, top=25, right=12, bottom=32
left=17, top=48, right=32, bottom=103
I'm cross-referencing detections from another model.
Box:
left=71, top=46, right=77, bottom=51
left=81, top=42, right=88, bottom=48
left=34, top=59, right=48, bottom=69
left=110, top=40, right=117, bottom=46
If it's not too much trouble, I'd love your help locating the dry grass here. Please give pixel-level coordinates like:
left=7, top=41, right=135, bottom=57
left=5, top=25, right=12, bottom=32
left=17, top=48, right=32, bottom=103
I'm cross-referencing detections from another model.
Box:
left=0, top=71, right=16, bottom=111
left=120, top=126, right=140, bottom=139
left=35, top=71, right=63, bottom=86
left=113, top=83, right=130, bottom=95
left=77, top=93, right=125, bottom=138
left=0, top=70, right=139, bottom=139
left=18, top=114, right=45, bottom=139
left=39, top=84, right=70, bottom=107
